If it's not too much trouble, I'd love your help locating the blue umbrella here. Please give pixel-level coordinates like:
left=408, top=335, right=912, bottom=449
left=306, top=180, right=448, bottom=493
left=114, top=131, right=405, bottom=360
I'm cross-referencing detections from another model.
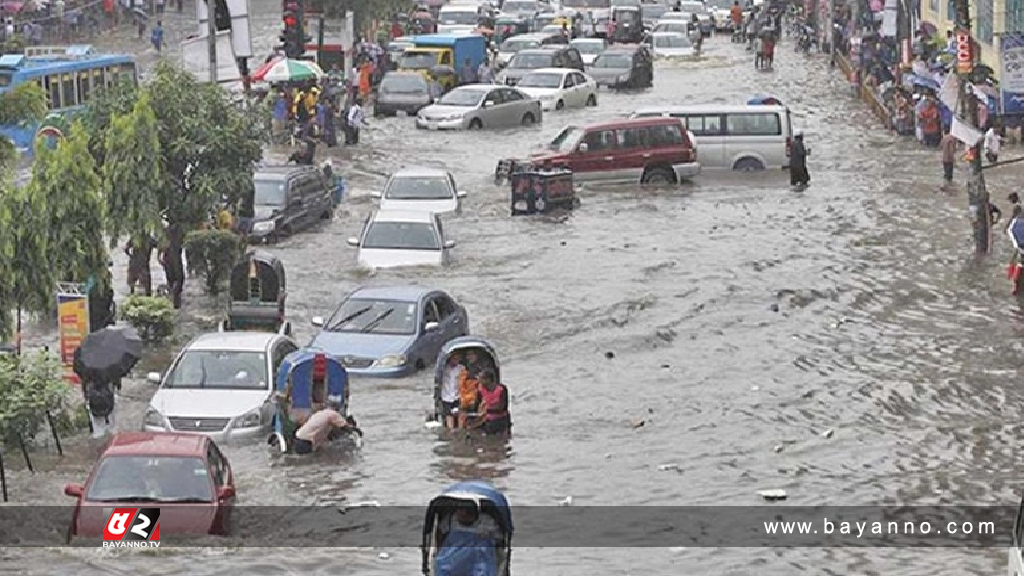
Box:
left=1009, top=218, right=1024, bottom=250
left=908, top=74, right=940, bottom=90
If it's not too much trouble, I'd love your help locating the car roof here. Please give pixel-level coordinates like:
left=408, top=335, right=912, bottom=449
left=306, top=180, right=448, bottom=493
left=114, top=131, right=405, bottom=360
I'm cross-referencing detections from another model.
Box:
left=520, top=47, right=563, bottom=54
left=582, top=116, right=685, bottom=131
left=351, top=285, right=434, bottom=301
left=102, top=432, right=208, bottom=457
left=651, top=31, right=686, bottom=36
left=187, top=331, right=281, bottom=352
left=384, top=71, right=426, bottom=79
left=605, top=43, right=644, bottom=52
left=371, top=209, right=437, bottom=223
left=528, top=67, right=579, bottom=75
left=389, top=167, right=452, bottom=178
left=254, top=166, right=313, bottom=180
left=571, top=37, right=605, bottom=43
left=633, top=104, right=789, bottom=114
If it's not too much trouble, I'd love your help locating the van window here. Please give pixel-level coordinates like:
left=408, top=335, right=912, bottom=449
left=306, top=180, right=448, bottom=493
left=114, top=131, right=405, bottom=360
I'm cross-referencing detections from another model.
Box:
left=679, top=114, right=722, bottom=136
left=651, top=123, right=685, bottom=145
left=582, top=128, right=618, bottom=151
left=616, top=127, right=648, bottom=149
left=61, top=74, right=75, bottom=108
left=725, top=112, right=782, bottom=136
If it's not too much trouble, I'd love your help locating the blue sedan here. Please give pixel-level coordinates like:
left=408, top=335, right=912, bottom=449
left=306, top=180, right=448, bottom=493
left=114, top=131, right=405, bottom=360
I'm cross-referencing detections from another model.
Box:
left=308, top=285, right=470, bottom=378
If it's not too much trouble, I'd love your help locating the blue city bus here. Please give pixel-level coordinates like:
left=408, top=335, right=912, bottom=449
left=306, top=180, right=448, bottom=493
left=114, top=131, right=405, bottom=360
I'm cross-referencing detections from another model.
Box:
left=0, top=45, right=137, bottom=155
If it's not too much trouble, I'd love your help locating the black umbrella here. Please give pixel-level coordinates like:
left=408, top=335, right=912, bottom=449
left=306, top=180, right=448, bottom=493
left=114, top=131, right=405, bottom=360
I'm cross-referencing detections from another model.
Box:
left=73, top=326, right=143, bottom=382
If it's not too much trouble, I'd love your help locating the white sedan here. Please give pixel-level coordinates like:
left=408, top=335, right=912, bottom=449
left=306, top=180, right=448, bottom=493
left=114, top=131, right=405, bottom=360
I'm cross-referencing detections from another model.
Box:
left=514, top=68, right=598, bottom=111
left=649, top=32, right=695, bottom=58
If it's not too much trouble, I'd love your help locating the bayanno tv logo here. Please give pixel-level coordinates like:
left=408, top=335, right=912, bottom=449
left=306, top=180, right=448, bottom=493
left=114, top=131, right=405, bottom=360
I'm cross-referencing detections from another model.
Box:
left=101, top=508, right=161, bottom=548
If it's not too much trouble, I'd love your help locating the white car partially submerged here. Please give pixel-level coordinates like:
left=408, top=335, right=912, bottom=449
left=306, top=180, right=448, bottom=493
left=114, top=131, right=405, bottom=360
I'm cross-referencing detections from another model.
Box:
left=515, top=67, right=598, bottom=111
left=373, top=168, right=467, bottom=215
left=570, top=37, right=607, bottom=65
left=649, top=32, right=695, bottom=58
left=348, top=209, right=455, bottom=269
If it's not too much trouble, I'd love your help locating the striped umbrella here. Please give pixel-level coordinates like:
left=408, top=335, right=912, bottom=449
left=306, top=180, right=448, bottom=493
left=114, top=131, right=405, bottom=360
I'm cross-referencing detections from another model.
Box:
left=251, top=58, right=325, bottom=83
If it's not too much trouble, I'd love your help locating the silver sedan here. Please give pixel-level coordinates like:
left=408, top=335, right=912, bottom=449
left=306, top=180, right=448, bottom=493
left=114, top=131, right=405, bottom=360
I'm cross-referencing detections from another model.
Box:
left=416, top=84, right=544, bottom=130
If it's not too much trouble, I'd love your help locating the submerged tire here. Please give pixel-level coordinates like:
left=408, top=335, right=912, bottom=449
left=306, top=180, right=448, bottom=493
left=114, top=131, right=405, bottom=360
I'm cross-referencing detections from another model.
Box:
left=521, top=113, right=536, bottom=125
left=641, top=167, right=676, bottom=185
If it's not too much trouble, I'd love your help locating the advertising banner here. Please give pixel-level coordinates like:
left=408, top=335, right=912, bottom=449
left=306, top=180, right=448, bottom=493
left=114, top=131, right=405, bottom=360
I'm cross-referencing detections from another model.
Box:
left=1000, top=32, right=1024, bottom=115
left=56, top=285, right=89, bottom=385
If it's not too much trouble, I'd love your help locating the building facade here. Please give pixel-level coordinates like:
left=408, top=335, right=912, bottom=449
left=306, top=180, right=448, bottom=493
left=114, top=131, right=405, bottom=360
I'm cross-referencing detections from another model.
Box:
left=918, top=0, right=1020, bottom=81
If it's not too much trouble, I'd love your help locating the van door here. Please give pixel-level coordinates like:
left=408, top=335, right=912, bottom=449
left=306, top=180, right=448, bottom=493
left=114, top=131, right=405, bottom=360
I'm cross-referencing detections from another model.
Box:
left=574, top=127, right=625, bottom=181
left=676, top=113, right=724, bottom=168
left=723, top=111, right=785, bottom=170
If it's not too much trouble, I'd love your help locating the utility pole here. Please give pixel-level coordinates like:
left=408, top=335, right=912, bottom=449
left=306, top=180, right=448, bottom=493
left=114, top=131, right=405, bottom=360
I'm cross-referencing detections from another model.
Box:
left=207, top=0, right=217, bottom=83
left=828, top=0, right=835, bottom=68
left=297, top=0, right=305, bottom=59
left=954, top=0, right=991, bottom=254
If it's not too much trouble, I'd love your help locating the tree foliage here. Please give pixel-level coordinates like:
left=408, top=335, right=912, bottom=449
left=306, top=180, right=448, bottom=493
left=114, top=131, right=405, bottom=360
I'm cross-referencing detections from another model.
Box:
left=183, top=229, right=244, bottom=295
left=28, top=123, right=109, bottom=289
left=102, top=90, right=162, bottom=244
left=0, top=350, right=74, bottom=448
left=4, top=179, right=54, bottom=322
left=0, top=82, right=47, bottom=170
left=80, top=79, right=140, bottom=171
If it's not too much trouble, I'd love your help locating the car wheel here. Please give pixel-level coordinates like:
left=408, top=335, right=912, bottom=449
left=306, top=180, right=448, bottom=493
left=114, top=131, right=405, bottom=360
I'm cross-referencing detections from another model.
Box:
left=521, top=113, right=535, bottom=125
left=586, top=94, right=597, bottom=106
left=416, top=359, right=425, bottom=371
left=555, top=100, right=564, bottom=110
left=641, top=166, right=677, bottom=185
left=320, top=209, right=332, bottom=220
left=733, top=157, right=766, bottom=172
left=469, top=118, right=483, bottom=130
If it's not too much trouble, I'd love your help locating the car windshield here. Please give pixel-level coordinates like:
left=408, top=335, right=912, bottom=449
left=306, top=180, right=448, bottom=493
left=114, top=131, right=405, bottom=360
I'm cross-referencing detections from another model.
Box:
left=363, top=221, right=440, bottom=250
left=253, top=180, right=285, bottom=206
left=548, top=125, right=583, bottom=152
left=440, top=10, right=478, bottom=24
left=519, top=72, right=564, bottom=88
left=654, top=34, right=691, bottom=47
left=385, top=176, right=453, bottom=199
left=677, top=2, right=704, bottom=11
left=400, top=52, right=439, bottom=69
left=503, top=0, right=536, bottom=11
left=658, top=11, right=690, bottom=19
left=541, top=25, right=564, bottom=33
left=572, top=41, right=605, bottom=53
left=510, top=52, right=554, bottom=68
left=706, top=0, right=731, bottom=7
left=501, top=38, right=540, bottom=52
left=326, top=298, right=418, bottom=334
left=641, top=4, right=668, bottom=19
left=592, top=53, right=631, bottom=68
left=163, top=350, right=267, bottom=390
left=86, top=456, right=214, bottom=503
left=381, top=74, right=427, bottom=93
left=438, top=89, right=487, bottom=106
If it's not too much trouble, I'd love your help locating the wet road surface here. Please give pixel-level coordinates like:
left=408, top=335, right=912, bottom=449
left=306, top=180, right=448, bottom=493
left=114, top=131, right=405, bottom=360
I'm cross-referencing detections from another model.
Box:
left=6, top=23, right=1024, bottom=576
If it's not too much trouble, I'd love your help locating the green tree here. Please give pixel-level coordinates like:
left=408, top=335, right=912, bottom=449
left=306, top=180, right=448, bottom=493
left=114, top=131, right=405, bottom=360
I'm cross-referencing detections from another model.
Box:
left=0, top=181, right=54, bottom=344
left=101, top=90, right=162, bottom=245
left=92, top=62, right=262, bottom=309
left=28, top=123, right=109, bottom=289
left=79, top=78, right=139, bottom=170
left=0, top=82, right=47, bottom=170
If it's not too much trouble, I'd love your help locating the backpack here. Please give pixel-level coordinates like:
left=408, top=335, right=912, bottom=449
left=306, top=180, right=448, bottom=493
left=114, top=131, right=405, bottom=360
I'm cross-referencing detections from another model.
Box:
left=86, top=383, right=115, bottom=418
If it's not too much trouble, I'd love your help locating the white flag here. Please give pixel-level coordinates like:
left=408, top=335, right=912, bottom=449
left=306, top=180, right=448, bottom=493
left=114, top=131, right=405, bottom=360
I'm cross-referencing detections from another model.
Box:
left=951, top=116, right=983, bottom=146
left=938, top=73, right=959, bottom=111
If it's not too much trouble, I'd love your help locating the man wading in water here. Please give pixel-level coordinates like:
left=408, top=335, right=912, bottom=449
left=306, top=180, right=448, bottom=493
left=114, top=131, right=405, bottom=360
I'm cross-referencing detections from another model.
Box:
left=789, top=130, right=809, bottom=189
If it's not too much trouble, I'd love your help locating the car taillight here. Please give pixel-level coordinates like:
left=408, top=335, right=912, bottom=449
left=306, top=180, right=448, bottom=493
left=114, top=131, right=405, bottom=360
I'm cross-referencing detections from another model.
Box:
left=785, top=136, right=792, bottom=157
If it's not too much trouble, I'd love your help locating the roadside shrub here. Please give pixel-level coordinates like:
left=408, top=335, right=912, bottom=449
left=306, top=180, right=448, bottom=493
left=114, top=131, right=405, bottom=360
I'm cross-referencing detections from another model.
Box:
left=0, top=350, right=75, bottom=448
left=183, top=229, right=244, bottom=295
left=121, top=295, right=175, bottom=343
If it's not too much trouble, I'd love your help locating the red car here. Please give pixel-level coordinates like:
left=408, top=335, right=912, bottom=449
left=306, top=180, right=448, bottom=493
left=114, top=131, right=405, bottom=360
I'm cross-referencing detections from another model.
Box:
left=64, top=432, right=236, bottom=543
left=526, top=117, right=701, bottom=185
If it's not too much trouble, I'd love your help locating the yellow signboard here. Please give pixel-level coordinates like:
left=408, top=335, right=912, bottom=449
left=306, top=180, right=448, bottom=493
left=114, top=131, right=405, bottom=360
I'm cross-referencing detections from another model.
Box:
left=57, top=290, right=89, bottom=385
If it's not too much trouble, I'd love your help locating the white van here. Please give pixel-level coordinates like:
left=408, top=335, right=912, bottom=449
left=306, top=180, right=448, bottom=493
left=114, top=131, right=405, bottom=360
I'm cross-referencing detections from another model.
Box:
left=630, top=104, right=794, bottom=171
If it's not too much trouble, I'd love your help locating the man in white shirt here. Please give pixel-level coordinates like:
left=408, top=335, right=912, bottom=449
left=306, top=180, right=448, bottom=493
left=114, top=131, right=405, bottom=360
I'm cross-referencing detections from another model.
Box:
left=440, top=353, right=465, bottom=427
left=984, top=124, right=1001, bottom=164
left=346, top=98, right=367, bottom=144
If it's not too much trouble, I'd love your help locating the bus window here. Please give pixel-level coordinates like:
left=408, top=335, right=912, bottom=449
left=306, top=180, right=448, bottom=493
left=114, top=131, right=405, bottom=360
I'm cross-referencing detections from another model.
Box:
left=45, top=75, right=61, bottom=109
left=0, top=72, right=12, bottom=88
left=103, top=66, right=114, bottom=88
left=61, top=73, right=75, bottom=108
left=92, top=68, right=104, bottom=92
left=77, top=72, right=90, bottom=103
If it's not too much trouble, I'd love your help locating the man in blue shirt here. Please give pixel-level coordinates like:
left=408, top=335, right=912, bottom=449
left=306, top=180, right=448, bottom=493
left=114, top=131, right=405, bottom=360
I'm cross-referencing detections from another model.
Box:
left=459, top=58, right=478, bottom=85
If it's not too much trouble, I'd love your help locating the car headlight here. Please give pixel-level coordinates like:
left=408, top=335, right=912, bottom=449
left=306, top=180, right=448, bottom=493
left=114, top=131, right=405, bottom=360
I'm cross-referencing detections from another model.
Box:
left=234, top=409, right=262, bottom=428
left=143, top=408, right=164, bottom=427
left=252, top=220, right=275, bottom=233
left=376, top=354, right=407, bottom=367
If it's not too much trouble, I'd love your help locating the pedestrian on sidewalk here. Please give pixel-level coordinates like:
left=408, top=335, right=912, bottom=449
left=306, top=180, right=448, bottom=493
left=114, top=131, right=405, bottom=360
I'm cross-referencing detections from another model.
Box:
left=150, top=20, right=163, bottom=52
left=346, top=97, right=367, bottom=144
left=985, top=121, right=1002, bottom=164
left=940, top=127, right=957, bottom=186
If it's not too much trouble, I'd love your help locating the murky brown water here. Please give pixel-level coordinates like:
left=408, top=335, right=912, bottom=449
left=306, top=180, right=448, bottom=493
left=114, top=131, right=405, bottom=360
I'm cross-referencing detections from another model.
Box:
left=5, top=15, right=1024, bottom=575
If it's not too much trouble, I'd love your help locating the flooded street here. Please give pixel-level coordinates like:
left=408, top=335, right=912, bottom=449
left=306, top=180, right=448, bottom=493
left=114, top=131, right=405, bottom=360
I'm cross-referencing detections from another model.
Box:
left=5, top=23, right=1024, bottom=576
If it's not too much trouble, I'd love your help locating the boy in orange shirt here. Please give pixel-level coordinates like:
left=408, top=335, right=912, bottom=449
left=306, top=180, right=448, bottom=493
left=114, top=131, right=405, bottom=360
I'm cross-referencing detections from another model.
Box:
left=457, top=350, right=481, bottom=428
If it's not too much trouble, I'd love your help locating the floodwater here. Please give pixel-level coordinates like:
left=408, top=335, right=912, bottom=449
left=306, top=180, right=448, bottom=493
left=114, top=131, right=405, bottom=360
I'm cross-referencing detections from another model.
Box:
left=6, top=26, right=1024, bottom=576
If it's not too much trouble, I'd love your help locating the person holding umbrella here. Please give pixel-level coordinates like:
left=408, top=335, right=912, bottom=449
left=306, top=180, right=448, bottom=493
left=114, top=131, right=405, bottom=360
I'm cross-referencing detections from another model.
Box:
left=73, top=326, right=144, bottom=436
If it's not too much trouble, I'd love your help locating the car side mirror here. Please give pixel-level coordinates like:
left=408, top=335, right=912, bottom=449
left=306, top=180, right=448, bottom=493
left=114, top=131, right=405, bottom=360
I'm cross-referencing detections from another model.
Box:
left=64, top=483, right=84, bottom=497
left=578, top=142, right=589, bottom=153
left=347, top=237, right=360, bottom=247
left=311, top=316, right=325, bottom=327
left=217, top=486, right=236, bottom=500
left=456, top=191, right=467, bottom=198
left=146, top=372, right=161, bottom=384
left=424, top=321, right=440, bottom=332
left=444, top=239, right=456, bottom=249
left=370, top=192, right=382, bottom=199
